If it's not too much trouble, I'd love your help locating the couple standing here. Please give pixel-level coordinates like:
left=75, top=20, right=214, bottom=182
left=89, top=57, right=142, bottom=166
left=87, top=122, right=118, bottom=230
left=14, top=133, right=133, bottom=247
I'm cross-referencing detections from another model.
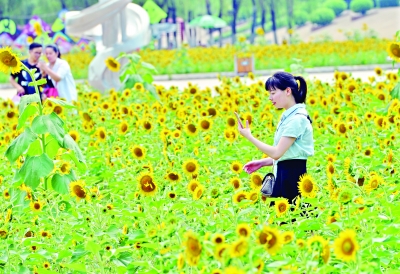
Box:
left=9, top=43, right=77, bottom=103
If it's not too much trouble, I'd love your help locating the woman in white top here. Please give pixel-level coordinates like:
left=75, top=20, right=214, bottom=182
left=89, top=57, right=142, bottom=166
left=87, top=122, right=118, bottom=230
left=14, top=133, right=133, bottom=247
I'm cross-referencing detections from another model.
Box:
left=37, top=44, right=77, bottom=103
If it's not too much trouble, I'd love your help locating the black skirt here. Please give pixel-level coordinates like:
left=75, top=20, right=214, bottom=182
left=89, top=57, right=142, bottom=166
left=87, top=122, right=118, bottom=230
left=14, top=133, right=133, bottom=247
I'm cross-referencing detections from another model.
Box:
left=271, top=159, right=307, bottom=204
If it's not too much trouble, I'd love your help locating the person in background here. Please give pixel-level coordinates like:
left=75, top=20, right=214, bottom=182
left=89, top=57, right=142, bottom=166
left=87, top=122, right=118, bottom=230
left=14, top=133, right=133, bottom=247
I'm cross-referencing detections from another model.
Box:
left=37, top=44, right=77, bottom=103
left=10, top=42, right=43, bottom=96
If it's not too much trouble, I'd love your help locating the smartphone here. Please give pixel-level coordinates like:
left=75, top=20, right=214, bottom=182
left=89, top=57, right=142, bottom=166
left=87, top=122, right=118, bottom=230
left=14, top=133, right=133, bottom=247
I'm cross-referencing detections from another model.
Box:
left=234, top=112, right=244, bottom=129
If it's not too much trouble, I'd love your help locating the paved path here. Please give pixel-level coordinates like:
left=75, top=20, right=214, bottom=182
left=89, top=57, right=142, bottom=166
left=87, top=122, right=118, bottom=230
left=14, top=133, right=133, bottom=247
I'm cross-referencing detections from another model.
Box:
left=1, top=69, right=396, bottom=100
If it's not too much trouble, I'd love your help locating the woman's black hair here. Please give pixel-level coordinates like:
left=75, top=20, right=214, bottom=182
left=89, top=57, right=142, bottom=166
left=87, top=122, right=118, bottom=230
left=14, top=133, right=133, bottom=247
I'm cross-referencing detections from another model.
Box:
left=46, top=44, right=61, bottom=58
left=265, top=71, right=308, bottom=104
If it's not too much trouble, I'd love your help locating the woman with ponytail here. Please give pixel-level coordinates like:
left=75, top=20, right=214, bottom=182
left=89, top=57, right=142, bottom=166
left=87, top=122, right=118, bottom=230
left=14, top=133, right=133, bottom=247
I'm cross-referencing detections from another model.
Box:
left=236, top=71, right=314, bottom=204
left=37, top=44, right=77, bottom=103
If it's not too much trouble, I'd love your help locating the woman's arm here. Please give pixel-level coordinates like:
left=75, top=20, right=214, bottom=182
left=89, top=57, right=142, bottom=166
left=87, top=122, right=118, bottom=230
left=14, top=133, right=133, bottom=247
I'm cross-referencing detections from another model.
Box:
left=246, top=135, right=295, bottom=160
left=37, top=62, right=61, bottom=82
left=237, top=120, right=295, bottom=160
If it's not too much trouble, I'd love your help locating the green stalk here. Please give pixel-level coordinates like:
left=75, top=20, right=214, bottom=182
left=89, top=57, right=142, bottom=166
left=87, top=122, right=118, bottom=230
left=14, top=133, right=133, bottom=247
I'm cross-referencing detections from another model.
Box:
left=21, top=63, right=47, bottom=189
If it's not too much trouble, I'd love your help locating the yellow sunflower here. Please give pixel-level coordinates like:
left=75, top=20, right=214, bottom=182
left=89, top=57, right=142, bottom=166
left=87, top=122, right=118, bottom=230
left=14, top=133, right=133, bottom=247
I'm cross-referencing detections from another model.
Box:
left=224, top=266, right=245, bottom=274
left=30, top=199, right=45, bottom=212
left=236, top=223, right=251, bottom=238
left=298, top=174, right=318, bottom=198
left=230, top=161, right=242, bottom=174
left=214, top=243, right=229, bottom=261
left=0, top=47, right=22, bottom=74
left=199, top=118, right=213, bottom=131
left=130, top=145, right=146, bottom=160
left=118, top=121, right=129, bottom=135
left=259, top=226, right=283, bottom=255
left=387, top=41, right=400, bottom=62
left=184, top=123, right=198, bottom=136
left=282, top=231, right=294, bottom=244
left=232, top=190, right=248, bottom=204
left=134, top=82, right=144, bottom=91
left=137, top=172, right=157, bottom=196
left=230, top=177, right=241, bottom=190
left=250, top=172, right=263, bottom=189
left=229, top=238, right=248, bottom=258
left=182, top=159, right=199, bottom=175
left=334, top=229, right=359, bottom=262
left=184, top=231, right=202, bottom=264
left=104, top=57, right=120, bottom=72
left=275, top=199, right=289, bottom=217
left=59, top=161, right=71, bottom=175
left=187, top=179, right=200, bottom=193
left=212, top=233, right=225, bottom=245
left=70, top=180, right=89, bottom=201
left=68, top=130, right=80, bottom=143
left=0, top=229, right=8, bottom=239
left=95, top=127, right=107, bottom=142
left=192, top=185, right=204, bottom=200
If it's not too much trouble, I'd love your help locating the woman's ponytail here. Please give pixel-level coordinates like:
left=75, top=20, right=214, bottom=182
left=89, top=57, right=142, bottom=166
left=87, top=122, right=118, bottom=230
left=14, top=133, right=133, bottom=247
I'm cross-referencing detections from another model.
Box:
left=294, top=75, right=307, bottom=104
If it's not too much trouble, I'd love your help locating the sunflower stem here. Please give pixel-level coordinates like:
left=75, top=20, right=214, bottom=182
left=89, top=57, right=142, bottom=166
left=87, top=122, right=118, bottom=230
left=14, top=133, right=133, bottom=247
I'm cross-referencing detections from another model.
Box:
left=21, top=63, right=48, bottom=189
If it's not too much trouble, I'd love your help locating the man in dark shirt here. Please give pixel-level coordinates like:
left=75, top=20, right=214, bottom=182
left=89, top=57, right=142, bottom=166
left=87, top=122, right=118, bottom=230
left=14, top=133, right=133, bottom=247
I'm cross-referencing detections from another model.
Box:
left=10, top=42, right=43, bottom=95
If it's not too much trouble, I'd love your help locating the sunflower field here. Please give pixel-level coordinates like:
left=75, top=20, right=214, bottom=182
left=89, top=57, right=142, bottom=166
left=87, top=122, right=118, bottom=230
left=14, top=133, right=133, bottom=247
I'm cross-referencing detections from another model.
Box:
left=0, top=53, right=400, bottom=274
left=0, top=38, right=392, bottom=84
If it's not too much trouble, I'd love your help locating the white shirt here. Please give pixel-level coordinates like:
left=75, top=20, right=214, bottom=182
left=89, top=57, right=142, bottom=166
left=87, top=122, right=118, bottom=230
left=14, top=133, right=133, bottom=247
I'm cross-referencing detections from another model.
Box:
left=48, top=58, right=77, bottom=103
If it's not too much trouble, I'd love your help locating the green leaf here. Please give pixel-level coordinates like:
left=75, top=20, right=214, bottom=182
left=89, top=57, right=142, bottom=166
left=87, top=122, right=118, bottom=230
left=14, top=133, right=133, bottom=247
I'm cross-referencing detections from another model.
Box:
left=122, top=74, right=143, bottom=89
left=31, top=112, right=66, bottom=145
left=391, top=82, right=400, bottom=100
left=140, top=61, right=158, bottom=74
left=46, top=98, right=76, bottom=109
left=45, top=135, right=60, bottom=159
left=28, top=78, right=47, bottom=86
left=143, top=82, right=160, bottom=101
left=5, top=127, right=38, bottom=163
left=126, top=53, right=141, bottom=64
left=18, top=93, right=40, bottom=114
left=61, top=152, right=86, bottom=173
left=27, top=139, right=42, bottom=157
left=17, top=104, right=39, bottom=130
left=57, top=250, right=73, bottom=260
left=51, top=174, right=71, bottom=194
left=112, top=252, right=133, bottom=267
left=70, top=249, right=89, bottom=263
left=63, top=263, right=87, bottom=272
left=85, top=240, right=101, bottom=253
left=15, top=154, right=54, bottom=189
left=17, top=266, right=30, bottom=274
left=142, top=73, right=154, bottom=84
left=63, top=134, right=85, bottom=163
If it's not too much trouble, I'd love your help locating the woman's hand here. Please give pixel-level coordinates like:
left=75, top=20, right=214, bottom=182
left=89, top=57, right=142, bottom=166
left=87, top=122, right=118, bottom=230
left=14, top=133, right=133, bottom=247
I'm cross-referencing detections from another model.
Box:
left=243, top=159, right=265, bottom=174
left=238, top=120, right=252, bottom=139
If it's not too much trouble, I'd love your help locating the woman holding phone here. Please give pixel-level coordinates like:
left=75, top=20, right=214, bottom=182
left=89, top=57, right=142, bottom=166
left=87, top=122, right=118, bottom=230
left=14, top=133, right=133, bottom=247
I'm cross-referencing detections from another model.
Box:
left=236, top=71, right=314, bottom=204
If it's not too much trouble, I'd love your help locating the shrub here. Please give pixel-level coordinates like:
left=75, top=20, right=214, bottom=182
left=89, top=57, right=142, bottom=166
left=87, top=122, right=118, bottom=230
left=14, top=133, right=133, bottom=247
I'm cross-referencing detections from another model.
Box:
left=379, top=0, right=399, bottom=7
left=294, top=10, right=308, bottom=26
left=310, top=8, right=336, bottom=26
left=324, top=0, right=347, bottom=16
left=350, top=0, right=374, bottom=15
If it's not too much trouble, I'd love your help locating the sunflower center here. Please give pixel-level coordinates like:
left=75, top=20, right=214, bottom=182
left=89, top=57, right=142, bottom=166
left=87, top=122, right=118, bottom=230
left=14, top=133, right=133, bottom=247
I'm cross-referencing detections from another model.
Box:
left=34, top=203, right=41, bottom=210
left=239, top=228, right=248, bottom=237
left=187, top=238, right=201, bottom=256
left=73, top=185, right=87, bottom=198
left=391, top=46, right=400, bottom=57
left=342, top=239, right=354, bottom=255
left=168, top=173, right=179, bottom=181
left=188, top=124, right=196, bottom=133
left=259, top=232, right=268, bottom=244
left=134, top=148, right=143, bottom=157
left=303, top=180, right=313, bottom=193
left=140, top=176, right=156, bottom=192
left=108, top=60, right=117, bottom=68
left=185, top=163, right=196, bottom=173
left=227, top=118, right=235, bottom=127
left=201, top=121, right=210, bottom=129
left=279, top=204, right=286, bottom=213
